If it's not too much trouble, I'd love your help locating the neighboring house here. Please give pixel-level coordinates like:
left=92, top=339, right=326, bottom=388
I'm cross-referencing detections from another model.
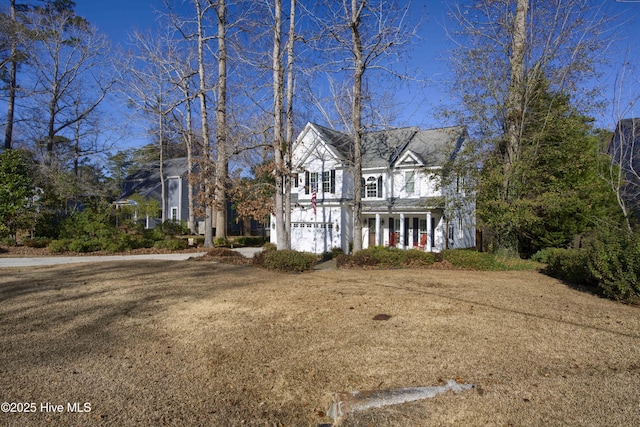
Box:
left=270, top=122, right=476, bottom=253
left=116, top=157, right=192, bottom=228
left=116, top=157, right=262, bottom=235
left=609, top=118, right=640, bottom=217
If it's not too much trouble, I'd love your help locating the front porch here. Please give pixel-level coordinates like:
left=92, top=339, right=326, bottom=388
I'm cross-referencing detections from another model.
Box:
left=362, top=211, right=445, bottom=252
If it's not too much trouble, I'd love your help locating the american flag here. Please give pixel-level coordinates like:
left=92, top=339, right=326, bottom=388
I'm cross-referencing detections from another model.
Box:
left=311, top=188, right=317, bottom=215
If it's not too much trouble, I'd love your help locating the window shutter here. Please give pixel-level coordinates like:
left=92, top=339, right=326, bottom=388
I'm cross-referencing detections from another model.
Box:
left=361, top=177, right=365, bottom=198
left=330, top=170, right=336, bottom=193
left=305, top=171, right=310, bottom=195
left=377, top=176, right=383, bottom=198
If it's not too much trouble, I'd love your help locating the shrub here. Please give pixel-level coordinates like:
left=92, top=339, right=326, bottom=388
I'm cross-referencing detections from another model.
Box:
left=235, top=236, right=268, bottom=247
left=337, top=246, right=436, bottom=269
left=214, top=237, right=231, bottom=247
left=262, top=242, right=277, bottom=252
left=261, top=249, right=317, bottom=272
left=22, top=237, right=51, bottom=248
left=67, top=238, right=103, bottom=253
left=530, top=248, right=557, bottom=264
left=441, top=249, right=506, bottom=270
left=48, top=239, right=71, bottom=253
left=544, top=248, right=592, bottom=285
left=143, top=227, right=165, bottom=242
left=0, top=237, right=17, bottom=247
left=153, top=239, right=189, bottom=250
left=157, top=221, right=190, bottom=237
left=584, top=228, right=640, bottom=301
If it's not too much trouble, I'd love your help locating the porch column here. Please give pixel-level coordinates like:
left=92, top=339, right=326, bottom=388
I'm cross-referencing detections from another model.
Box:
left=426, top=211, right=432, bottom=252
left=375, top=213, right=381, bottom=246
left=399, top=213, right=405, bottom=249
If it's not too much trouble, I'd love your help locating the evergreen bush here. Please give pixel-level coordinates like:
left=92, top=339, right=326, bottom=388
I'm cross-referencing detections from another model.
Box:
left=544, top=248, right=592, bottom=285
left=261, top=249, right=317, bottom=272
left=585, top=228, right=640, bottom=301
left=48, top=239, right=71, bottom=253
left=22, top=237, right=51, bottom=248
left=336, top=246, right=436, bottom=269
left=153, top=239, right=189, bottom=250
left=441, top=249, right=506, bottom=270
left=235, top=236, right=268, bottom=246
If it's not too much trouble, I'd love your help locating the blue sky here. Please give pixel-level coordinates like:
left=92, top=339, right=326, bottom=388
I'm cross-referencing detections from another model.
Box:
left=72, top=0, right=639, bottom=150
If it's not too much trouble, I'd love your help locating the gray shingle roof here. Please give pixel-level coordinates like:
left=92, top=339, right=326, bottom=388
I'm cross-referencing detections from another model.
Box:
left=119, top=157, right=189, bottom=200
left=309, top=123, right=466, bottom=169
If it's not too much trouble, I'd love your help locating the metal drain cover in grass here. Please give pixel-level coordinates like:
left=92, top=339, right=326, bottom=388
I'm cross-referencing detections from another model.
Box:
left=327, top=380, right=474, bottom=421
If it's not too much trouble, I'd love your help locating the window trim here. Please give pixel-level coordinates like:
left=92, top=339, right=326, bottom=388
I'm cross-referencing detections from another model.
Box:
left=405, top=171, right=415, bottom=194
left=366, top=176, right=377, bottom=198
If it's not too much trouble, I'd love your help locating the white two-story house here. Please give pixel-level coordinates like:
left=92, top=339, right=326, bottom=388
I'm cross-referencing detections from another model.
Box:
left=270, top=122, right=476, bottom=254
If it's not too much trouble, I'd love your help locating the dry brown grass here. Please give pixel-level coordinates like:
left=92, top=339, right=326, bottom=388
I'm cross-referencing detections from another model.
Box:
left=1, top=261, right=639, bottom=426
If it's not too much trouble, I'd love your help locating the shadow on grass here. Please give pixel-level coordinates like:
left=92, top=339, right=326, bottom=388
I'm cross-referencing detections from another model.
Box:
left=0, top=261, right=264, bottom=369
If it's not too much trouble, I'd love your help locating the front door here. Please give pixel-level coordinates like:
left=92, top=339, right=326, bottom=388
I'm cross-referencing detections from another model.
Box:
left=389, top=217, right=396, bottom=247
left=368, top=218, right=376, bottom=247
left=404, top=217, right=410, bottom=247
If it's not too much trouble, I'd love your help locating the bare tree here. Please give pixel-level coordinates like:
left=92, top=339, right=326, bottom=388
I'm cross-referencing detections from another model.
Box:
left=608, top=53, right=640, bottom=231
left=283, top=0, right=296, bottom=247
left=120, top=30, right=184, bottom=223
left=214, top=0, right=228, bottom=240
left=316, top=0, right=417, bottom=252
left=3, top=0, right=18, bottom=149
left=26, top=5, right=114, bottom=166
left=271, top=0, right=297, bottom=250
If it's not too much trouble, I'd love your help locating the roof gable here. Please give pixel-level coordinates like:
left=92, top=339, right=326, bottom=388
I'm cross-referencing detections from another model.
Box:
left=301, top=122, right=467, bottom=170
left=394, top=150, right=424, bottom=167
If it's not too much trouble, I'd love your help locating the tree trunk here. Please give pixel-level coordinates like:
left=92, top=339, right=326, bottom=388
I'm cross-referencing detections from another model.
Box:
left=284, top=0, right=296, bottom=250
left=185, top=95, right=196, bottom=234
left=159, top=101, right=166, bottom=223
left=350, top=0, right=364, bottom=253
left=195, top=0, right=214, bottom=247
left=273, top=0, right=286, bottom=249
left=500, top=0, right=528, bottom=254
left=4, top=0, right=17, bottom=150
left=214, top=0, right=228, bottom=240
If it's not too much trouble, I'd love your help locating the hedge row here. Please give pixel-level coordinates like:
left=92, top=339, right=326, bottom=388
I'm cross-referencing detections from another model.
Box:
left=335, top=247, right=509, bottom=271
left=336, top=246, right=437, bottom=269
left=540, top=228, right=640, bottom=302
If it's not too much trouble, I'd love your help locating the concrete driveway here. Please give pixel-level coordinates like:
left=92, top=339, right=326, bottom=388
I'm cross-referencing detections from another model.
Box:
left=0, top=252, right=208, bottom=267
left=0, top=247, right=263, bottom=268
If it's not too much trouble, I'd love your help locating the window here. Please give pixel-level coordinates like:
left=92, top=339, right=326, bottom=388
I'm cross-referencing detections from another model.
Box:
left=456, top=174, right=466, bottom=195
left=291, top=173, right=298, bottom=188
left=419, top=219, right=427, bottom=233
left=322, top=170, right=335, bottom=193
left=362, top=176, right=383, bottom=198
left=171, top=207, right=178, bottom=221
left=405, top=171, right=415, bottom=194
left=458, top=217, right=463, bottom=239
left=305, top=171, right=318, bottom=194
left=366, top=177, right=377, bottom=198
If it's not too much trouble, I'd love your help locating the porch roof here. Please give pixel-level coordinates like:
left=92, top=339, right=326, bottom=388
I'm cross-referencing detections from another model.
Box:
left=361, top=198, right=443, bottom=213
